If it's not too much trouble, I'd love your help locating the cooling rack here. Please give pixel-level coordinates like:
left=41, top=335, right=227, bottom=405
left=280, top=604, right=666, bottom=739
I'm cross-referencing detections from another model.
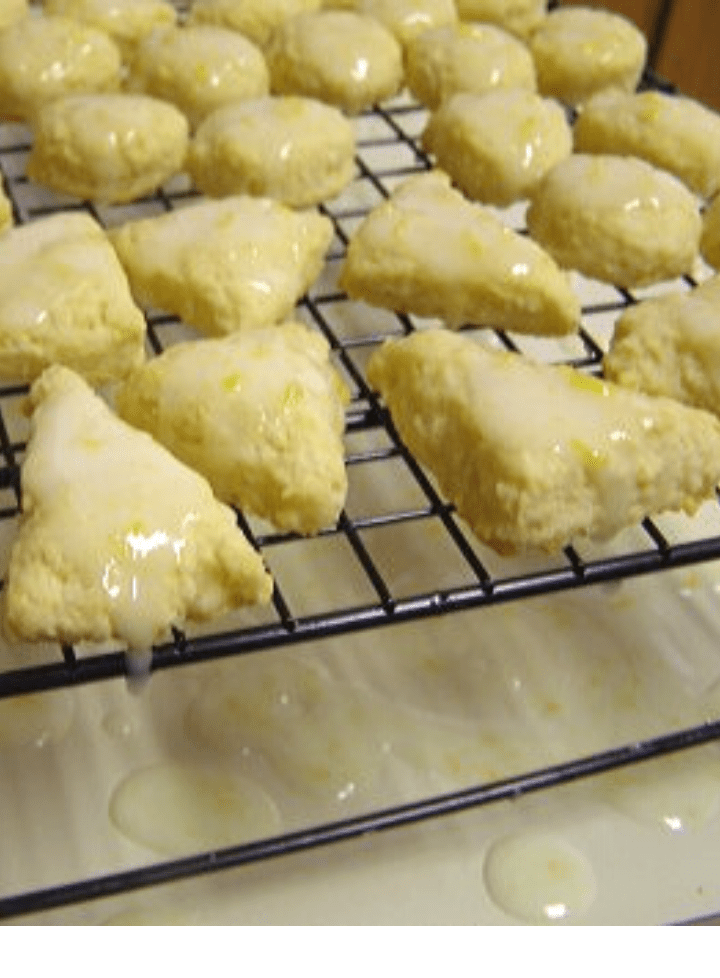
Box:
left=2, top=45, right=720, bottom=921
left=1, top=81, right=719, bottom=700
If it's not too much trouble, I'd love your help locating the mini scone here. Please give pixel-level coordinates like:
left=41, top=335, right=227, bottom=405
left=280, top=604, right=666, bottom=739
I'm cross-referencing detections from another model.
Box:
left=701, top=194, right=720, bottom=271
left=404, top=21, right=537, bottom=110
left=454, top=0, right=547, bottom=39
left=26, top=93, right=189, bottom=204
left=0, top=0, right=28, bottom=29
left=265, top=11, right=403, bottom=115
left=339, top=170, right=580, bottom=336
left=526, top=154, right=701, bottom=289
left=355, top=0, right=457, bottom=47
left=125, top=25, right=269, bottom=130
left=574, top=89, right=720, bottom=201
left=422, top=89, right=572, bottom=207
left=186, top=0, right=322, bottom=48
left=0, top=14, right=122, bottom=121
left=44, top=0, right=176, bottom=59
left=109, top=195, right=333, bottom=336
left=604, top=276, right=720, bottom=415
left=0, top=212, right=146, bottom=384
left=366, top=329, right=720, bottom=554
left=3, top=365, right=273, bottom=653
left=187, top=96, right=355, bottom=208
left=529, top=6, right=647, bottom=107
left=116, top=322, right=350, bottom=535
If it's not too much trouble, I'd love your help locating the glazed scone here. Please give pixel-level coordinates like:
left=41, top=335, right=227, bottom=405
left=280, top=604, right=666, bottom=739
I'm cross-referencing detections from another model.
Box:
left=529, top=7, right=647, bottom=107
left=422, top=89, right=572, bottom=207
left=0, top=14, right=121, bottom=121
left=604, top=276, right=720, bottom=415
left=186, top=0, right=322, bottom=48
left=355, top=0, right=457, bottom=46
left=574, top=89, right=720, bottom=201
left=366, top=329, right=720, bottom=553
left=0, top=212, right=146, bottom=384
left=109, top=195, right=333, bottom=336
left=454, top=0, right=547, bottom=39
left=0, top=0, right=27, bottom=29
left=265, top=11, right=403, bottom=115
left=4, top=366, right=272, bottom=653
left=340, top=170, right=580, bottom=336
left=116, top=322, right=350, bottom=535
left=125, top=25, right=269, bottom=130
left=404, top=21, right=537, bottom=110
left=187, top=96, right=355, bottom=208
left=526, top=154, right=701, bottom=288
left=701, top=194, right=720, bottom=271
left=44, top=0, right=176, bottom=59
left=26, top=93, right=189, bottom=204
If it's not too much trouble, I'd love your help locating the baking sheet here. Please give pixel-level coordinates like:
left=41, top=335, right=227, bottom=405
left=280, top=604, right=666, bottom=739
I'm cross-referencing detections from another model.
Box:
left=4, top=561, right=720, bottom=924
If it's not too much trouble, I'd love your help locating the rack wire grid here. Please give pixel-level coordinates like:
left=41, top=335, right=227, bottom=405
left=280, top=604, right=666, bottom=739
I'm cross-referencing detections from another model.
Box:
left=2, top=37, right=720, bottom=920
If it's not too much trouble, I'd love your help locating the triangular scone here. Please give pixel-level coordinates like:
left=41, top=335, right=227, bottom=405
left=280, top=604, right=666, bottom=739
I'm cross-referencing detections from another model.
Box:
left=0, top=212, right=146, bottom=385
left=339, top=170, right=580, bottom=336
left=604, top=276, right=720, bottom=415
left=367, top=329, right=720, bottom=554
left=116, top=323, right=350, bottom=535
left=4, top=366, right=273, bottom=652
left=109, top=196, right=333, bottom=336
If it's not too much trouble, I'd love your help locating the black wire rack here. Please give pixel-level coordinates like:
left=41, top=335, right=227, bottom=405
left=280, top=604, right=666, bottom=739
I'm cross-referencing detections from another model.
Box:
left=1, top=39, right=720, bottom=920
left=1, top=85, right=718, bottom=701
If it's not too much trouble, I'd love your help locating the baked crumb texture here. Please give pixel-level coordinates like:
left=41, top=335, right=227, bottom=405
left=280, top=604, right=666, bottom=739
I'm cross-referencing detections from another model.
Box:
left=454, top=0, right=547, bottom=39
left=574, top=89, right=720, bottom=201
left=340, top=169, right=580, bottom=336
left=125, top=24, right=270, bottom=130
left=109, top=195, right=333, bottom=336
left=0, top=212, right=146, bottom=384
left=0, top=13, right=122, bottom=121
left=186, top=0, right=322, bottom=48
left=529, top=6, right=647, bottom=107
left=422, top=88, right=572, bottom=206
left=187, top=95, right=356, bottom=207
left=367, top=329, right=720, bottom=555
left=265, top=10, right=403, bottom=115
left=27, top=92, right=189, bottom=204
left=405, top=21, right=537, bottom=109
left=526, top=154, right=701, bottom=288
left=355, top=0, right=457, bottom=47
left=3, top=365, right=273, bottom=652
left=604, top=276, right=720, bottom=415
left=44, top=0, right=177, bottom=59
left=115, top=322, right=350, bottom=536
